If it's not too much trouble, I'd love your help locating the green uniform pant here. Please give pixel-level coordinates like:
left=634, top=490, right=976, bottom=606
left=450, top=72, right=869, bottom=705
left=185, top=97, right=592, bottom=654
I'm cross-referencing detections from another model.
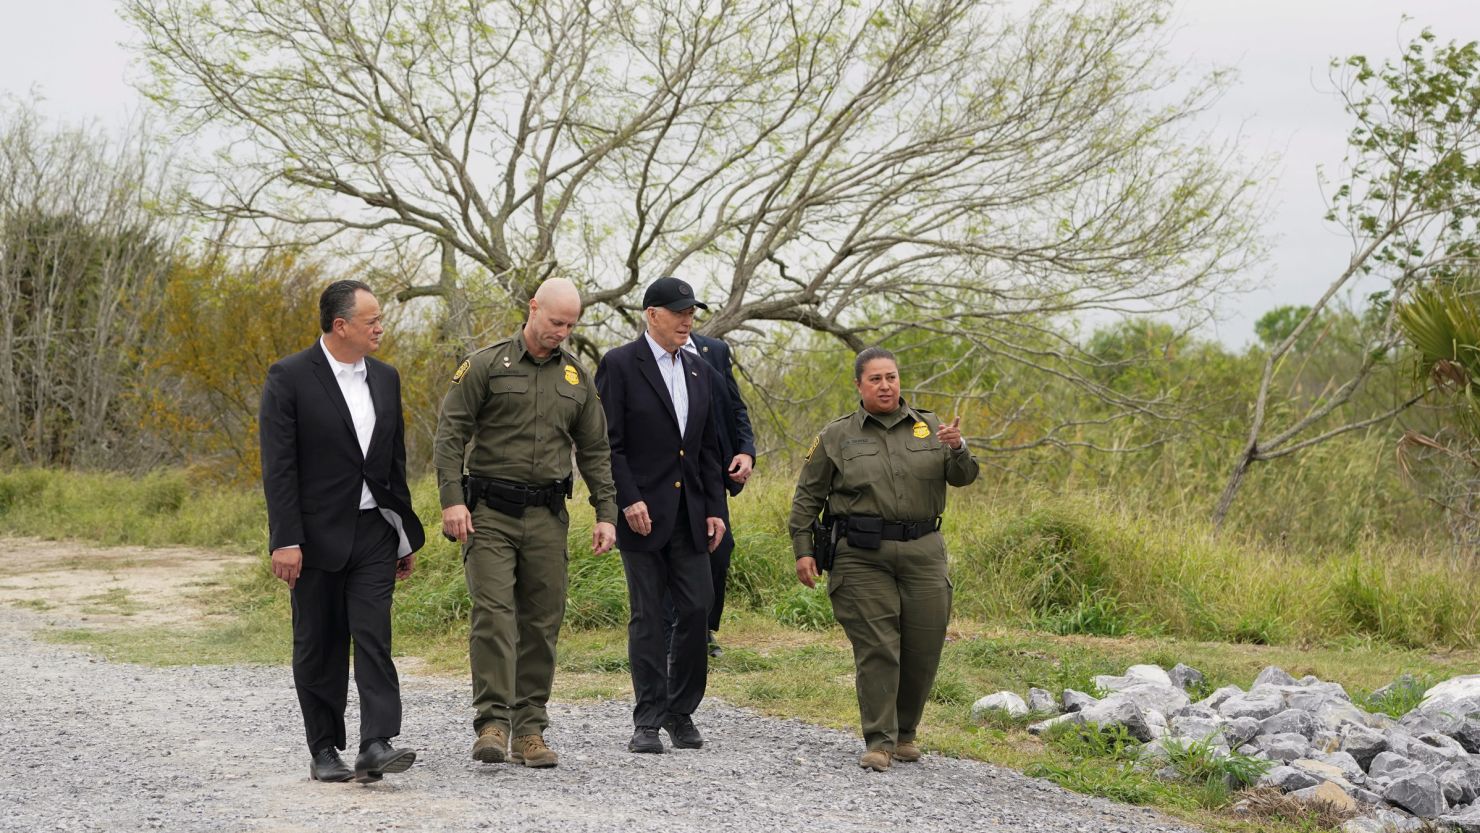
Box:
left=827, top=535, right=952, bottom=752
left=464, top=502, right=569, bottom=737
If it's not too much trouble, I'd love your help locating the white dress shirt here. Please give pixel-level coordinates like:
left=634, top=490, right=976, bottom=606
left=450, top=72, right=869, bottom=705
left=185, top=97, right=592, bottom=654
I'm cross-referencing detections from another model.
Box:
left=318, top=338, right=413, bottom=558
left=645, top=332, right=689, bottom=438
left=320, top=338, right=377, bottom=510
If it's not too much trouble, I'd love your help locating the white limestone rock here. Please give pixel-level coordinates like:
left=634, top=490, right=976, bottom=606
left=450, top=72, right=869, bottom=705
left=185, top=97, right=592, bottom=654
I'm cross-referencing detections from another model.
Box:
left=1061, top=688, right=1098, bottom=713
left=970, top=691, right=1028, bottom=721
left=1169, top=663, right=1205, bottom=692
left=1254, top=666, right=1300, bottom=687
left=1093, top=664, right=1173, bottom=692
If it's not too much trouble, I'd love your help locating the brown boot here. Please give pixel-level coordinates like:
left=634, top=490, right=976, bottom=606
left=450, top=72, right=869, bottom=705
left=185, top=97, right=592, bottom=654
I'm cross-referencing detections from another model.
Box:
left=858, top=749, right=892, bottom=771
left=511, top=734, right=559, bottom=768
left=472, top=725, right=507, bottom=763
left=893, top=741, right=922, bottom=762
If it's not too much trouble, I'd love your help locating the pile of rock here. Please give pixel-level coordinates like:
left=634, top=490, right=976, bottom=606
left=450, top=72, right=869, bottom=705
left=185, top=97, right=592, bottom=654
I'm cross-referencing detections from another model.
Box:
left=972, top=664, right=1480, bottom=833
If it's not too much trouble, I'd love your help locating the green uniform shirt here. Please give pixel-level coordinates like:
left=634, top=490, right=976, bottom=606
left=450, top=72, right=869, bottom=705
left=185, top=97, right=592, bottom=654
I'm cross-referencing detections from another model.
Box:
left=788, top=401, right=979, bottom=558
left=434, top=331, right=618, bottom=524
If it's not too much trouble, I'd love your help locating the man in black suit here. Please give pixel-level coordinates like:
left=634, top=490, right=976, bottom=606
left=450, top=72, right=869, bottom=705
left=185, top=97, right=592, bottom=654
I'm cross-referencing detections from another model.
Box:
left=677, top=333, right=755, bottom=657
left=259, top=280, right=426, bottom=783
left=597, top=276, right=727, bottom=754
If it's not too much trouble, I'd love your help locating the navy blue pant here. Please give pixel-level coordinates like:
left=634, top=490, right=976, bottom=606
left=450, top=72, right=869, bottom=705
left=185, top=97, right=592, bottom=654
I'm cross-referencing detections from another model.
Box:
left=621, top=509, right=713, bottom=728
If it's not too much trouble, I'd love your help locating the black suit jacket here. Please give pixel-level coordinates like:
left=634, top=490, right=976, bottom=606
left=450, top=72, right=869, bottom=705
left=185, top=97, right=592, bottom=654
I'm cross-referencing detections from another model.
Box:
left=597, top=335, right=726, bottom=553
left=259, top=342, right=425, bottom=571
left=689, top=333, right=756, bottom=498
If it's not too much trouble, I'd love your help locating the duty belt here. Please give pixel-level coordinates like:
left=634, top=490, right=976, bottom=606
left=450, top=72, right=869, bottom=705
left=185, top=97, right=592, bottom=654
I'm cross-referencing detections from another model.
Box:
left=834, top=514, right=942, bottom=550
left=464, top=474, right=572, bottom=517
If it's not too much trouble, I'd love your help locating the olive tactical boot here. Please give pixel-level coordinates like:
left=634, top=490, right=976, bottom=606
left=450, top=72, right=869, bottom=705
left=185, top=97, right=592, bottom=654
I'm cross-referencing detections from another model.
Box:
left=472, top=725, right=508, bottom=763
left=511, top=734, right=559, bottom=768
left=859, top=749, right=892, bottom=771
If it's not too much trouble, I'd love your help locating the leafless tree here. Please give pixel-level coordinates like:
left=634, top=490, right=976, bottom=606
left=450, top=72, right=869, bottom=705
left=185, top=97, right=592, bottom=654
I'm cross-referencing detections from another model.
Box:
left=127, top=0, right=1260, bottom=454
left=0, top=100, right=183, bottom=468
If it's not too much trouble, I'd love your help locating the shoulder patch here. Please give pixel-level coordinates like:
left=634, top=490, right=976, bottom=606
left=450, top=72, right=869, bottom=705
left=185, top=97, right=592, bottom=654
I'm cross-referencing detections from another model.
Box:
left=451, top=358, right=471, bottom=384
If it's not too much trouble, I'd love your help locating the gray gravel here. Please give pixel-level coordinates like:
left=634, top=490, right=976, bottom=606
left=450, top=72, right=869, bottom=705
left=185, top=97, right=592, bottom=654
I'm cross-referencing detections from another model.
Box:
left=0, top=608, right=1203, bottom=833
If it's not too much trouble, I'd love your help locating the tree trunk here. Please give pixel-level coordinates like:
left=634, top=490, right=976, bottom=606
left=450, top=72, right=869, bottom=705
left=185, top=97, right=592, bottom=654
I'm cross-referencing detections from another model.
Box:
left=1212, top=443, right=1258, bottom=528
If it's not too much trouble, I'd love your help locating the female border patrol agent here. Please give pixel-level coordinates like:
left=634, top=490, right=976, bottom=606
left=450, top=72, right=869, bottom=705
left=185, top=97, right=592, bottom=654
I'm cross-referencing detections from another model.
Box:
left=788, top=346, right=978, bottom=772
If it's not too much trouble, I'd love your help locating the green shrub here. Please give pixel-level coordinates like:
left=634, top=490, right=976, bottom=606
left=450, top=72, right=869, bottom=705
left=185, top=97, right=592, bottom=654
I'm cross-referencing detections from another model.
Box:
left=1162, top=734, right=1272, bottom=788
left=1357, top=674, right=1431, bottom=718
left=563, top=546, right=629, bottom=631
left=771, top=584, right=835, bottom=631
left=928, top=668, right=973, bottom=706
left=1042, top=721, right=1142, bottom=763
left=1034, top=589, right=1129, bottom=636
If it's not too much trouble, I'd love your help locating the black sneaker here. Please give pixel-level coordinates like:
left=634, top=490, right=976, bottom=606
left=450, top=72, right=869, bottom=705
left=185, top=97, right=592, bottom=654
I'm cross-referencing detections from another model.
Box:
left=661, top=714, right=704, bottom=749
left=707, top=631, right=723, bottom=658
left=628, top=726, right=664, bottom=754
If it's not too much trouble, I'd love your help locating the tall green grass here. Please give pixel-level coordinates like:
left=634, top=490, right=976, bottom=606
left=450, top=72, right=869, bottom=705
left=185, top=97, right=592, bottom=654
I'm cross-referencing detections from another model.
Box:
left=0, top=467, right=265, bottom=550
left=3, top=467, right=1477, bottom=650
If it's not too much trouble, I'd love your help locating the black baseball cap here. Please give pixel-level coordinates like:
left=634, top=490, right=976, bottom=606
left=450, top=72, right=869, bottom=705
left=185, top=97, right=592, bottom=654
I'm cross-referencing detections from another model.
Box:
left=642, top=276, right=708, bottom=312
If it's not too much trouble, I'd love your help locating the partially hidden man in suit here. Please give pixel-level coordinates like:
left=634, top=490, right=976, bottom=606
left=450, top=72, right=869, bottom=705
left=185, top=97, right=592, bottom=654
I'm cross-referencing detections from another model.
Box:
left=677, top=333, right=755, bottom=658
left=596, top=276, right=727, bottom=754
left=259, top=280, right=426, bottom=783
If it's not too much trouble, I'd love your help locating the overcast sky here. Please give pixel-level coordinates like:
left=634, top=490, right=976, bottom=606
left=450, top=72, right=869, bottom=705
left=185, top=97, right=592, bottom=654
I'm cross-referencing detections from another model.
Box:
left=2, top=0, right=1477, bottom=347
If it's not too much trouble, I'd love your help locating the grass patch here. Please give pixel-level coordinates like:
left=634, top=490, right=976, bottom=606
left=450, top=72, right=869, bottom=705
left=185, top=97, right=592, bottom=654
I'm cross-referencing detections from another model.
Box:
left=9, top=467, right=1480, bottom=651
left=80, top=587, right=143, bottom=616
left=44, top=617, right=289, bottom=666
left=1354, top=673, right=1433, bottom=718
left=1162, top=734, right=1273, bottom=790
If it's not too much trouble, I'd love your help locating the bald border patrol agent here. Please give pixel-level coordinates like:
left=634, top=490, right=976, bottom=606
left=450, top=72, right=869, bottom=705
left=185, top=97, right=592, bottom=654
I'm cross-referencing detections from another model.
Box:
left=789, top=346, right=978, bottom=772
left=434, top=278, right=618, bottom=768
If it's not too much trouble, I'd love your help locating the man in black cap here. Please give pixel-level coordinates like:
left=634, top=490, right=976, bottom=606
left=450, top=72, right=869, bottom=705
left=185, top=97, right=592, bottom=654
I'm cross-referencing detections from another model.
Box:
left=596, top=276, right=727, bottom=753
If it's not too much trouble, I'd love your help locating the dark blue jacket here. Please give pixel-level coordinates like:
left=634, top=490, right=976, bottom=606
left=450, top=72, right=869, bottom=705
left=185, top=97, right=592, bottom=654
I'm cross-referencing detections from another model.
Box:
left=597, top=335, right=726, bottom=553
left=689, top=333, right=756, bottom=497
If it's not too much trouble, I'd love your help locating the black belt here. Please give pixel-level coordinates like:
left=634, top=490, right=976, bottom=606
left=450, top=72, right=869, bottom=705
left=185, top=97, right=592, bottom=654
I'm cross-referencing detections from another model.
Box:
left=464, top=474, right=571, bottom=518
left=470, top=476, right=563, bottom=506
left=835, top=514, right=941, bottom=549
left=359, top=507, right=382, bottom=515
left=878, top=518, right=942, bottom=541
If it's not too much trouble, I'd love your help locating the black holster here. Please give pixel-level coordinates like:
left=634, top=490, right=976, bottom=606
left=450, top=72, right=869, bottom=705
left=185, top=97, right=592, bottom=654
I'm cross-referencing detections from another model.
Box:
left=810, top=513, right=840, bottom=572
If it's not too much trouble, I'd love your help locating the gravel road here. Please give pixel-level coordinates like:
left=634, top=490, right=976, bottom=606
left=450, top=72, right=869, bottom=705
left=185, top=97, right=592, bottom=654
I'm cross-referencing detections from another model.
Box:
left=0, top=605, right=1204, bottom=833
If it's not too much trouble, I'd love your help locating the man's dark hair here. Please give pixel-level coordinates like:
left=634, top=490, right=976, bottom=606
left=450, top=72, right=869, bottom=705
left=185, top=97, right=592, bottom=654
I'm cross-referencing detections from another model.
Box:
left=319, top=280, right=373, bottom=333
left=853, top=346, right=897, bottom=381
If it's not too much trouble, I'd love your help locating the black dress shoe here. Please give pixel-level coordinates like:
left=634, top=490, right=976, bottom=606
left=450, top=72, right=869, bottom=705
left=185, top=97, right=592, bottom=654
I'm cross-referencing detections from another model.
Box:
left=309, top=747, right=353, bottom=782
left=707, top=632, right=724, bottom=658
left=661, top=714, right=703, bottom=749
left=628, top=726, right=664, bottom=754
left=354, top=739, right=417, bottom=783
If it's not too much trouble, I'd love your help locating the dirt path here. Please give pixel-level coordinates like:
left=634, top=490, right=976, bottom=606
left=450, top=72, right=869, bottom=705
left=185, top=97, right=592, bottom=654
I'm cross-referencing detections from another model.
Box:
left=0, top=536, right=251, bottom=627
left=0, top=538, right=1203, bottom=833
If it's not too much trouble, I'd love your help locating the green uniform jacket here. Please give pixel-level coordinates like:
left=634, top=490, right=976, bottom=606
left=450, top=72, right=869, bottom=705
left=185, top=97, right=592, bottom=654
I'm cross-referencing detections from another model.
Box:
left=788, top=401, right=979, bottom=559
left=433, top=331, right=618, bottom=524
